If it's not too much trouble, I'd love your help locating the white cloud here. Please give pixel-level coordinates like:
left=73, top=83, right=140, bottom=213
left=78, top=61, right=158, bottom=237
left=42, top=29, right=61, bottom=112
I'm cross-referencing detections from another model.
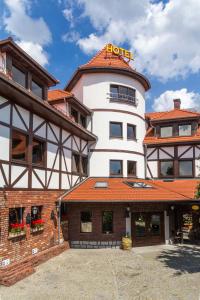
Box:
left=62, top=31, right=80, bottom=43
left=3, top=0, right=52, bottom=66
left=76, top=0, right=200, bottom=81
left=153, top=88, right=200, bottom=111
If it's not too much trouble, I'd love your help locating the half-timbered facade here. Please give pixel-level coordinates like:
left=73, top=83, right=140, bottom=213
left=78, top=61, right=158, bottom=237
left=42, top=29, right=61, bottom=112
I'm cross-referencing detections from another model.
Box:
left=145, top=99, right=200, bottom=179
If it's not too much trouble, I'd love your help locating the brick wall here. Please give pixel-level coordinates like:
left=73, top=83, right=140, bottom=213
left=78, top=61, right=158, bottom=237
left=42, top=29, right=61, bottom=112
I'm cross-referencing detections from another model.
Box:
left=67, top=202, right=168, bottom=248
left=0, top=190, right=67, bottom=266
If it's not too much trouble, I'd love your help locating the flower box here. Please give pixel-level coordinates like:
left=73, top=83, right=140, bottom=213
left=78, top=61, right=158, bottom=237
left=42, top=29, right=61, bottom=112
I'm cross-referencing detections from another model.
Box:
left=8, top=230, right=26, bottom=239
left=31, top=219, right=44, bottom=233
left=31, top=225, right=44, bottom=233
left=9, top=223, right=26, bottom=239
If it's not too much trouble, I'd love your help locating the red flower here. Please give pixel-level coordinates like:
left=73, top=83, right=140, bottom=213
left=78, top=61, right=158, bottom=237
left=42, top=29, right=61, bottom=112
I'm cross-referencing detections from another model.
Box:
left=11, top=223, right=25, bottom=229
left=31, top=219, right=44, bottom=225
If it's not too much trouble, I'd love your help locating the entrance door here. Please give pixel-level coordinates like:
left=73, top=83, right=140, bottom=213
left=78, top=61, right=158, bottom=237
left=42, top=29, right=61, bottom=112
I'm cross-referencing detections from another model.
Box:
left=132, top=212, right=164, bottom=247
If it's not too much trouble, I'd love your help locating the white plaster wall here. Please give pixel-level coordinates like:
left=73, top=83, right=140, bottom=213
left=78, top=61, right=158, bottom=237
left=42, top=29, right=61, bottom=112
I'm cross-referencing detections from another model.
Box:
left=72, top=72, right=146, bottom=178
left=147, top=161, right=158, bottom=178
left=0, top=125, right=9, bottom=161
left=89, top=151, right=145, bottom=178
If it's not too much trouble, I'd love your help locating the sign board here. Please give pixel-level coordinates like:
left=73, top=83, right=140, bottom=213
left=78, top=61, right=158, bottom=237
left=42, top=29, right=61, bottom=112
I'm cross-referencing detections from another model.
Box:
left=106, top=44, right=133, bottom=60
left=192, top=205, right=199, bottom=211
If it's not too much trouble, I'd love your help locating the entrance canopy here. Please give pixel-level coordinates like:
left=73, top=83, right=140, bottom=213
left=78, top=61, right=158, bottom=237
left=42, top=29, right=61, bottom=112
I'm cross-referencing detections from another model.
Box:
left=62, top=178, right=200, bottom=203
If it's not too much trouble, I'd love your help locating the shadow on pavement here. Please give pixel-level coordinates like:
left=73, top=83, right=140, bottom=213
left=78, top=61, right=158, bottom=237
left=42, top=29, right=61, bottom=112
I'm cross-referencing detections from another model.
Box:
left=157, top=245, right=200, bottom=276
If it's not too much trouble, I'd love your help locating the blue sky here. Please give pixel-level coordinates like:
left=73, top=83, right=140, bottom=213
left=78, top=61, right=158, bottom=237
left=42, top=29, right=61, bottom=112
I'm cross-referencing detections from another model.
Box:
left=1, top=0, right=200, bottom=112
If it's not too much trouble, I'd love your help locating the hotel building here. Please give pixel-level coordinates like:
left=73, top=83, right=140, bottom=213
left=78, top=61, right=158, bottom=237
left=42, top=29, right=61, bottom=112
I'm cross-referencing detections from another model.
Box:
left=0, top=38, right=199, bottom=285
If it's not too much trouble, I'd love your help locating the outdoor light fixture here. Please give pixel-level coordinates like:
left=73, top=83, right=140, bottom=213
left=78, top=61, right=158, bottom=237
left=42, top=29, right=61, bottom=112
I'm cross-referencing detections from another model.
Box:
left=124, top=207, right=131, bottom=218
left=32, top=206, right=38, bottom=215
left=170, top=205, right=175, bottom=211
left=26, top=213, right=31, bottom=225
left=56, top=202, right=60, bottom=214
left=50, top=210, right=55, bottom=220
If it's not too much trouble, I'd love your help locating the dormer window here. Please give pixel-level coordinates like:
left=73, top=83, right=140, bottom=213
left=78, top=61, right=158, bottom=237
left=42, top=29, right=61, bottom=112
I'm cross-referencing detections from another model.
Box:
left=109, top=84, right=136, bottom=105
left=160, top=126, right=173, bottom=138
left=12, top=65, right=26, bottom=88
left=32, top=80, right=43, bottom=98
left=178, top=124, right=191, bottom=136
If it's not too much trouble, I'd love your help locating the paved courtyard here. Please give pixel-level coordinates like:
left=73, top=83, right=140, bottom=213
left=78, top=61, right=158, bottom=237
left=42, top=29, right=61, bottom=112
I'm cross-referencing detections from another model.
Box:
left=1, top=244, right=200, bottom=300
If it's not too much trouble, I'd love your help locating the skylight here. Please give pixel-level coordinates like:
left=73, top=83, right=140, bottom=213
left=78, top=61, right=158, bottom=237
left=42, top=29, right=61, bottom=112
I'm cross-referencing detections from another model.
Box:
left=124, top=181, right=154, bottom=189
left=94, top=182, right=108, bottom=188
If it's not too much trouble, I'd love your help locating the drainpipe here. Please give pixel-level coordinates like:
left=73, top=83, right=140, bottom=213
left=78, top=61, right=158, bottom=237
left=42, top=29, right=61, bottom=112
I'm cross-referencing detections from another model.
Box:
left=144, top=144, right=147, bottom=179
left=57, top=197, right=61, bottom=245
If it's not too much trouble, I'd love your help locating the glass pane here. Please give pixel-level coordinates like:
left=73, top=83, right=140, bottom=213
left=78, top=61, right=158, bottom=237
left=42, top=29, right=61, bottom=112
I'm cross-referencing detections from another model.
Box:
left=102, top=211, right=113, bottom=233
left=127, top=125, right=136, bottom=139
left=81, top=156, right=88, bottom=175
left=160, top=161, right=174, bottom=176
left=160, top=126, right=173, bottom=137
left=32, top=80, right=43, bottom=98
left=179, top=124, right=191, bottom=136
left=179, top=160, right=193, bottom=176
left=119, top=86, right=128, bottom=95
left=128, top=161, right=136, bottom=176
left=135, top=214, right=146, bottom=237
left=150, top=214, right=161, bottom=236
left=80, top=115, right=86, bottom=128
left=110, top=123, right=122, bottom=137
left=12, top=130, right=27, bottom=161
left=71, top=108, right=78, bottom=123
left=12, top=66, right=26, bottom=87
left=72, top=153, right=80, bottom=172
left=81, top=211, right=92, bottom=233
left=110, top=85, right=118, bottom=94
left=110, top=160, right=122, bottom=175
left=32, top=139, right=45, bottom=165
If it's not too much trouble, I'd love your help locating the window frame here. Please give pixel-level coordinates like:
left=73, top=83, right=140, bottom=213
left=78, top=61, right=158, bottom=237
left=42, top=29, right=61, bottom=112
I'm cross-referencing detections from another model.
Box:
left=109, top=84, right=136, bottom=105
left=32, top=137, right=46, bottom=167
left=102, top=211, right=113, bottom=234
left=127, top=160, right=137, bottom=177
left=159, top=160, right=174, bottom=178
left=80, top=211, right=92, bottom=233
left=109, top=122, right=123, bottom=139
left=178, top=124, right=192, bottom=137
left=11, top=129, right=28, bottom=164
left=12, top=64, right=27, bottom=88
left=178, top=159, right=193, bottom=178
left=127, top=123, right=136, bottom=140
left=31, top=78, right=44, bottom=99
left=160, top=126, right=173, bottom=138
left=110, top=160, right=123, bottom=177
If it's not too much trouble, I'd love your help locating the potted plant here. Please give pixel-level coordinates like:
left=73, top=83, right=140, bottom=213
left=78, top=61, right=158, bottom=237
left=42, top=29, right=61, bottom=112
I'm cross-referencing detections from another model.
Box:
left=31, top=219, right=44, bottom=232
left=9, top=223, right=26, bottom=237
left=122, top=233, right=132, bottom=250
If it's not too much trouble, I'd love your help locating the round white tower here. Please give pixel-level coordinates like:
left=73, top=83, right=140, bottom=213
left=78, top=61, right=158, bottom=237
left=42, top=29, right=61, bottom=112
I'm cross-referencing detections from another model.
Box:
left=65, top=45, right=150, bottom=178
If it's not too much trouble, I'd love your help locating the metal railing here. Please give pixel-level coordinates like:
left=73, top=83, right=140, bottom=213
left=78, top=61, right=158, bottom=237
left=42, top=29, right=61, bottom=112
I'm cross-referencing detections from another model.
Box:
left=108, top=92, right=138, bottom=106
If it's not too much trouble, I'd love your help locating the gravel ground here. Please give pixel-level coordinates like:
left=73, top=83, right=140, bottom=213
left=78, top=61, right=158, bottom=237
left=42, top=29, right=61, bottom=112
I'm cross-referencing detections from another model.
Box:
left=1, top=244, right=200, bottom=300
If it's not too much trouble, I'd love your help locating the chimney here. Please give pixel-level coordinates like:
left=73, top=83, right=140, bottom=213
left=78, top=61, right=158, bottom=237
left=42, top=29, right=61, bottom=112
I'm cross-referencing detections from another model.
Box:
left=173, top=98, right=181, bottom=110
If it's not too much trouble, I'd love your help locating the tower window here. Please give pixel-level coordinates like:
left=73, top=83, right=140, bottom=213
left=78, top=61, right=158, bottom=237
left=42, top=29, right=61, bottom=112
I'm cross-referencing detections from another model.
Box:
left=110, top=122, right=123, bottom=138
left=109, top=85, right=136, bottom=105
left=110, top=160, right=123, bottom=176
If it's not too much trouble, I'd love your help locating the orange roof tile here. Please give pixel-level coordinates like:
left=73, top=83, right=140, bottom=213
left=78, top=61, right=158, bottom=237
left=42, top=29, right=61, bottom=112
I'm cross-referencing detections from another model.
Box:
left=146, top=109, right=200, bottom=121
left=62, top=178, right=199, bottom=202
left=48, top=89, right=73, bottom=102
left=80, top=45, right=133, bottom=70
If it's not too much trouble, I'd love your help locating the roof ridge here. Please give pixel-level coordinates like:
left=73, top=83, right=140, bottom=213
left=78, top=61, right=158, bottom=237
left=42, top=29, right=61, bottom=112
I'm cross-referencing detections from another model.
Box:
left=81, top=46, right=107, bottom=68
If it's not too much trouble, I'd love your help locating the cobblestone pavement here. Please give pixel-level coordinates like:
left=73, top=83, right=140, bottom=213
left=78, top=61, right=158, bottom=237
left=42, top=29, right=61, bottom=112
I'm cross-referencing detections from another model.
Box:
left=1, top=244, right=200, bottom=300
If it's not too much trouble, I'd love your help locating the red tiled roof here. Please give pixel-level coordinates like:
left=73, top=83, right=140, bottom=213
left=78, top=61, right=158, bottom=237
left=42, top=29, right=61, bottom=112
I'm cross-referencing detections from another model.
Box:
left=146, top=109, right=200, bottom=121
left=62, top=178, right=199, bottom=202
left=48, top=89, right=73, bottom=102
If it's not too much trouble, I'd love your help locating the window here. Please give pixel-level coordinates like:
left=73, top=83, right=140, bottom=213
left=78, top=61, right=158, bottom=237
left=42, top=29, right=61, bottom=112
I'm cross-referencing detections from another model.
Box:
left=80, top=211, right=92, bottom=233
left=110, top=160, right=123, bottom=176
left=9, top=207, right=25, bottom=237
left=102, top=211, right=113, bottom=234
left=110, top=122, right=122, bottom=138
left=110, top=85, right=136, bottom=105
left=127, top=124, right=136, bottom=140
left=125, top=181, right=153, bottom=189
left=160, top=126, right=173, bottom=137
left=95, top=181, right=108, bottom=188
left=31, top=206, right=44, bottom=232
left=32, top=139, right=45, bottom=166
left=80, top=115, right=86, bottom=128
left=12, top=130, right=28, bottom=162
left=12, top=65, right=26, bottom=88
left=179, top=160, right=193, bottom=177
left=32, top=80, right=43, bottom=98
left=135, top=214, right=146, bottom=237
left=71, top=107, right=78, bottom=123
left=160, top=160, right=174, bottom=177
left=179, top=124, right=191, bottom=136
left=72, top=153, right=80, bottom=173
left=81, top=156, right=88, bottom=175
left=127, top=161, right=137, bottom=177
left=150, top=214, right=161, bottom=236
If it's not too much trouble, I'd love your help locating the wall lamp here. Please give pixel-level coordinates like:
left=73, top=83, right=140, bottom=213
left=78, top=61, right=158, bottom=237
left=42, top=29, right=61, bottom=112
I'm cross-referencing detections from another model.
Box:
left=124, top=207, right=131, bottom=218
left=50, top=210, right=55, bottom=220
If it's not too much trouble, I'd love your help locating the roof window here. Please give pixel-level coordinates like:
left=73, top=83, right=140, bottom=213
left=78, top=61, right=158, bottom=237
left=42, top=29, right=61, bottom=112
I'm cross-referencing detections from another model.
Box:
left=124, top=181, right=154, bottom=189
left=94, top=182, right=108, bottom=188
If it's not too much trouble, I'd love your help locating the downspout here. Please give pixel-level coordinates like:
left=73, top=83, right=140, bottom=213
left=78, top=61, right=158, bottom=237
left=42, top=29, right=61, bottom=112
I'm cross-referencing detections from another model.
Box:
left=144, top=143, right=147, bottom=179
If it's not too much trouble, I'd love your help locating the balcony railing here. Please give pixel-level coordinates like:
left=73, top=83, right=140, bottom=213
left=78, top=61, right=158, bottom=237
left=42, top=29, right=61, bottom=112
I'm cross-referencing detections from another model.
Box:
left=108, top=92, right=138, bottom=106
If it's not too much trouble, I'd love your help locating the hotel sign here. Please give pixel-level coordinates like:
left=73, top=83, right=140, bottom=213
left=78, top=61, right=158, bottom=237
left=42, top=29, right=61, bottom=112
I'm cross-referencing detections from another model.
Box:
left=106, top=44, right=133, bottom=60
